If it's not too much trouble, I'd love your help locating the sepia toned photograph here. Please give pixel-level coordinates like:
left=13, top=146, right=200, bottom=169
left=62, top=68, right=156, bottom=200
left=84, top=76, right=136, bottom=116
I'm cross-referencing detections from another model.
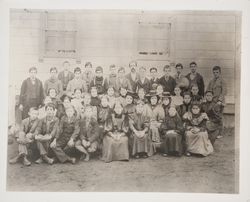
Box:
left=6, top=8, right=240, bottom=194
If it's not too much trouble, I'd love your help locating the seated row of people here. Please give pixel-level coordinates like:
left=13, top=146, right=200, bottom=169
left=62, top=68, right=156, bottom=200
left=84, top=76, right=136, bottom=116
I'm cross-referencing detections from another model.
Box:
left=9, top=86, right=223, bottom=166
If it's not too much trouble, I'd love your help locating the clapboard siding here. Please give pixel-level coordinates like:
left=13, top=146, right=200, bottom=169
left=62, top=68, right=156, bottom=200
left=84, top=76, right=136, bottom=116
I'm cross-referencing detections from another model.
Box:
left=8, top=10, right=240, bottom=125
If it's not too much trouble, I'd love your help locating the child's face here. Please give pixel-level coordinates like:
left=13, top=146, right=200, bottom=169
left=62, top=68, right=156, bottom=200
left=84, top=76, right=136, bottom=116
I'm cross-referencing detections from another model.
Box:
left=156, top=85, right=163, bottom=95
left=29, top=109, right=39, bottom=120
left=107, top=88, right=114, bottom=96
left=49, top=89, right=57, bottom=98
left=150, top=96, right=158, bottom=105
left=174, top=87, right=181, bottom=96
left=91, top=88, right=98, bottom=97
left=114, top=104, right=123, bottom=115
left=138, top=89, right=145, bottom=99
left=169, top=107, right=177, bottom=117
left=191, top=86, right=199, bottom=95
left=63, top=98, right=71, bottom=109
left=74, top=89, right=82, bottom=99
left=74, top=71, right=81, bottom=79
left=96, top=70, right=103, bottom=78
left=120, top=88, right=127, bottom=96
left=44, top=96, right=52, bottom=105
left=162, top=97, right=170, bottom=106
left=84, top=95, right=91, bottom=105
left=192, top=105, right=200, bottom=114
left=46, top=106, right=55, bottom=117
left=85, top=107, right=93, bottom=118
left=66, top=107, right=75, bottom=118
left=183, top=95, right=191, bottom=104
left=205, top=92, right=213, bottom=102
left=101, top=97, right=108, bottom=107
left=126, top=95, right=133, bottom=105
left=136, top=104, right=144, bottom=114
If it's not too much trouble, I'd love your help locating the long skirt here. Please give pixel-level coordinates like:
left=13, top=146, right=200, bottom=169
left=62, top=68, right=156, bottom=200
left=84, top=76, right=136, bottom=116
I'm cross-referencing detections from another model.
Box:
left=161, top=131, right=183, bottom=155
left=102, top=134, right=129, bottom=163
left=185, top=130, right=213, bottom=156
left=131, top=132, right=154, bottom=156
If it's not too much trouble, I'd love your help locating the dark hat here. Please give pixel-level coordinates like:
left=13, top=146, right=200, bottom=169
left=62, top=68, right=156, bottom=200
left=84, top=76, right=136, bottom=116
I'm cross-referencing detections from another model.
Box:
left=126, top=90, right=137, bottom=98
left=146, top=90, right=160, bottom=98
left=161, top=91, right=171, bottom=98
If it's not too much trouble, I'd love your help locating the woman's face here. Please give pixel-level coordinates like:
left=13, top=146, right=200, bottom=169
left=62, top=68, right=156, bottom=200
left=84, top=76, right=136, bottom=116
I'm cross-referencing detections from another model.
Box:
left=156, top=85, right=163, bottom=95
left=63, top=98, right=71, bottom=109
left=183, top=95, right=191, bottom=104
left=205, top=92, right=213, bottom=102
left=107, top=88, right=114, bottom=96
left=49, top=89, right=57, bottom=98
left=74, top=89, right=82, bottom=99
left=91, top=88, right=98, bottom=97
left=66, top=107, right=75, bottom=118
left=120, top=88, right=127, bottom=96
left=169, top=107, right=177, bottom=117
left=174, top=87, right=181, bottom=96
left=138, top=89, right=145, bottom=99
left=44, top=96, right=52, bottom=105
left=101, top=97, right=108, bottom=107
left=84, top=95, right=91, bottom=105
left=192, top=105, right=200, bottom=114
left=162, top=97, right=170, bottom=106
left=126, top=95, right=133, bottom=105
left=150, top=96, right=158, bottom=105
left=114, top=104, right=123, bottom=115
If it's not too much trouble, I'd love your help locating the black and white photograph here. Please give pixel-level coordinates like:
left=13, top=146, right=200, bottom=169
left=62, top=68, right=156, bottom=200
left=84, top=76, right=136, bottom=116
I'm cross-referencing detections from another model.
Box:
left=1, top=0, right=250, bottom=201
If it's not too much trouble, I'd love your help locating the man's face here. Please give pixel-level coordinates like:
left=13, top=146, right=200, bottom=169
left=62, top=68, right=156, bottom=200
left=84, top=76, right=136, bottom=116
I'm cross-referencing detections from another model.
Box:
left=213, top=70, right=221, bottom=79
left=164, top=68, right=171, bottom=77
left=63, top=63, right=70, bottom=71
left=176, top=66, right=183, bottom=75
left=46, top=107, right=55, bottom=117
left=150, top=69, right=157, bottom=78
left=129, top=62, right=137, bottom=73
left=50, top=70, right=57, bottom=79
left=139, top=68, right=146, bottom=78
left=75, top=71, right=81, bottom=79
left=29, top=109, right=39, bottom=121
left=96, top=70, right=103, bottom=78
left=118, top=70, right=125, bottom=78
left=191, top=86, right=199, bottom=95
left=190, top=64, right=197, bottom=73
left=110, top=67, right=116, bottom=75
left=205, top=92, right=213, bottom=102
left=29, top=70, right=37, bottom=80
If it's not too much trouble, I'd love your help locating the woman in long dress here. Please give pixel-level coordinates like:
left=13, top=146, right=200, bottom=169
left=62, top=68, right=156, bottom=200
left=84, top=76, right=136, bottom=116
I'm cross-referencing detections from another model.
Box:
left=102, top=102, right=129, bottom=163
left=183, top=102, right=213, bottom=157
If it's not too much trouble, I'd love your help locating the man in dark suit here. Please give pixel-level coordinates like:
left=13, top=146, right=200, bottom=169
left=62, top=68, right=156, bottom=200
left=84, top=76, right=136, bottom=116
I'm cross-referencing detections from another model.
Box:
left=158, top=65, right=176, bottom=95
left=19, top=67, right=44, bottom=120
left=186, top=61, right=205, bottom=97
left=125, top=60, right=139, bottom=92
left=149, top=67, right=159, bottom=90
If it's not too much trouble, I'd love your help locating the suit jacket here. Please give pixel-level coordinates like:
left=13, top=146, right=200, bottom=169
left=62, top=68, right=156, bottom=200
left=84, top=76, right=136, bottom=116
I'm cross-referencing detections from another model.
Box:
left=136, top=77, right=151, bottom=94
left=79, top=117, right=99, bottom=143
left=58, top=71, right=74, bottom=91
left=35, top=116, right=59, bottom=138
left=186, top=72, right=205, bottom=97
left=126, top=72, right=140, bottom=92
left=19, top=78, right=44, bottom=106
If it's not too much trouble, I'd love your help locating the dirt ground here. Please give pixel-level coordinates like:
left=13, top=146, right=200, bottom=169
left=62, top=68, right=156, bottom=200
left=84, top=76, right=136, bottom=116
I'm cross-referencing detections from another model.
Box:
left=6, top=128, right=238, bottom=193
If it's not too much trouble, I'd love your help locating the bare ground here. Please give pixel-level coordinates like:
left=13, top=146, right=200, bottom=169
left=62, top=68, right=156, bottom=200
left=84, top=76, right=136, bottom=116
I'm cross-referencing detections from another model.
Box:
left=6, top=128, right=238, bottom=193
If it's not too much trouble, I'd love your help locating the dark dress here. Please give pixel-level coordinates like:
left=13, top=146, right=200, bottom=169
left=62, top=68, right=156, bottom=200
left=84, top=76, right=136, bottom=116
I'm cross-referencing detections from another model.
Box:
left=160, top=114, right=184, bottom=155
left=102, top=113, right=129, bottom=163
left=201, top=101, right=224, bottom=145
left=19, top=78, right=44, bottom=119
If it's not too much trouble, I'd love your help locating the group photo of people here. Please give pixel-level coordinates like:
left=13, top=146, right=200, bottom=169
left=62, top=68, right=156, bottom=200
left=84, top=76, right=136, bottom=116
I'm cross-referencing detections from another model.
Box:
left=8, top=60, right=227, bottom=166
